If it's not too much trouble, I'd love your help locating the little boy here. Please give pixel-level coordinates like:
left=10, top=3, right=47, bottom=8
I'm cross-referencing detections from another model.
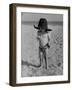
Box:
left=34, top=18, right=52, bottom=69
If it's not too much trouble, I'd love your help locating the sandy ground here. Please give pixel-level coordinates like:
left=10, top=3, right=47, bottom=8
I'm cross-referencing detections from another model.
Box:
left=21, top=23, right=63, bottom=77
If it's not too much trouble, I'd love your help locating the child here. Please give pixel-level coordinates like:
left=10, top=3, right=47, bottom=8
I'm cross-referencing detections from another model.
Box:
left=34, top=18, right=52, bottom=69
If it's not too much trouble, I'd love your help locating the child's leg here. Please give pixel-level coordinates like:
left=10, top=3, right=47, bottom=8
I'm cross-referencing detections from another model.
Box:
left=43, top=48, right=48, bottom=69
left=39, top=48, right=43, bottom=67
left=46, top=48, right=48, bottom=69
left=43, top=49, right=47, bottom=69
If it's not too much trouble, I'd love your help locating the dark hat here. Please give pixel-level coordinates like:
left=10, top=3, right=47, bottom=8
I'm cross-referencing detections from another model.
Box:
left=34, top=18, right=52, bottom=32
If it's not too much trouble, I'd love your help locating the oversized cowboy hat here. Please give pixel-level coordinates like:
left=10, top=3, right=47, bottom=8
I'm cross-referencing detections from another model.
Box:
left=34, top=18, right=52, bottom=32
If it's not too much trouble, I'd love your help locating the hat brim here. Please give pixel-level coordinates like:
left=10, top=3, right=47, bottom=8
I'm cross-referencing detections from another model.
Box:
left=34, top=25, right=52, bottom=31
left=45, top=29, right=52, bottom=31
left=34, top=25, right=40, bottom=29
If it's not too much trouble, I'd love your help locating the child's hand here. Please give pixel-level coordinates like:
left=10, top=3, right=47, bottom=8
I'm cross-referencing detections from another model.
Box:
left=37, top=36, right=40, bottom=40
left=47, top=43, right=50, bottom=48
left=48, top=45, right=50, bottom=48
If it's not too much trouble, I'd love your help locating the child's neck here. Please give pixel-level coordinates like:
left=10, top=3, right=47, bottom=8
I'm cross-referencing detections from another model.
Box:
left=38, top=31, right=48, bottom=34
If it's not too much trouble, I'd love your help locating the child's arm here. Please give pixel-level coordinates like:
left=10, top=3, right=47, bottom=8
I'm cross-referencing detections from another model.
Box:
left=47, top=35, right=50, bottom=48
left=37, top=32, right=41, bottom=40
left=48, top=35, right=50, bottom=41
